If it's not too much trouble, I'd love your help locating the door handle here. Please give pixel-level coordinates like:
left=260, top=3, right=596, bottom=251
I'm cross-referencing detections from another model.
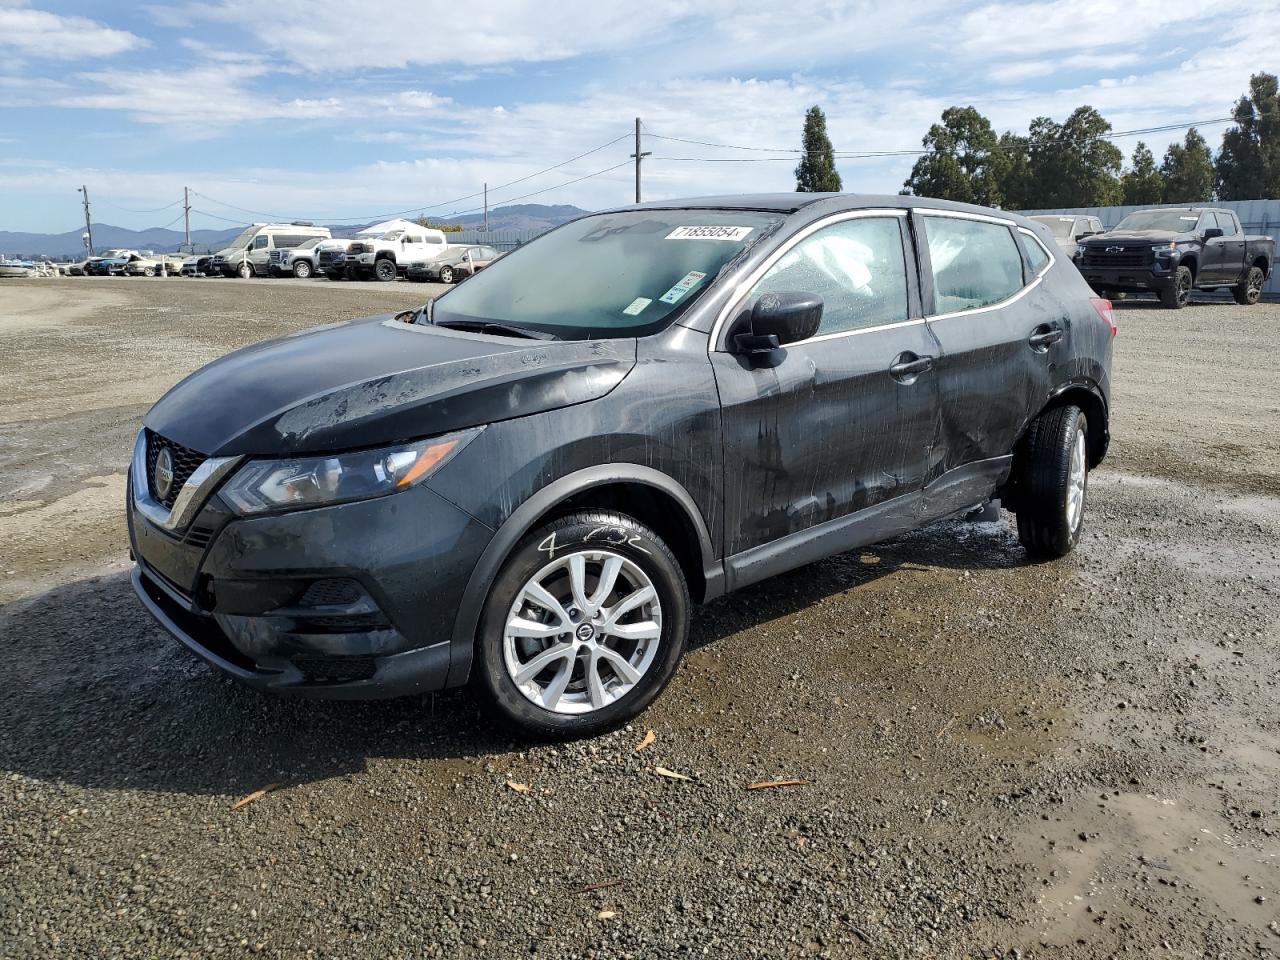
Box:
left=889, top=352, right=934, bottom=383
left=1028, top=325, right=1063, bottom=350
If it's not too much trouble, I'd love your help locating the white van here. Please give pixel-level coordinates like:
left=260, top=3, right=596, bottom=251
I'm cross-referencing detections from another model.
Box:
left=211, top=223, right=332, bottom=278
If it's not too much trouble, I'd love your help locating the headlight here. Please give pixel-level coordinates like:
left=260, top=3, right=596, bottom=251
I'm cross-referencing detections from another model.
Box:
left=222, top=427, right=481, bottom=515
left=1152, top=244, right=1176, bottom=255
left=1075, top=243, right=1088, bottom=258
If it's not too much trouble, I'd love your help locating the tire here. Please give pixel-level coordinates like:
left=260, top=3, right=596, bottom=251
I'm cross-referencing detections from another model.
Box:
left=476, top=511, right=690, bottom=738
left=1233, top=265, right=1264, bottom=305
left=292, top=260, right=313, bottom=279
left=438, top=265, right=455, bottom=284
left=344, top=265, right=359, bottom=281
left=1159, top=265, right=1192, bottom=309
left=1013, top=406, right=1089, bottom=559
left=374, top=258, right=397, bottom=282
left=142, top=267, right=155, bottom=277
left=237, top=262, right=253, bottom=279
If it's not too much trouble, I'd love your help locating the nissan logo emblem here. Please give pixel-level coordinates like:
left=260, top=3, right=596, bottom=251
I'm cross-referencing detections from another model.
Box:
left=154, top=447, right=175, bottom=500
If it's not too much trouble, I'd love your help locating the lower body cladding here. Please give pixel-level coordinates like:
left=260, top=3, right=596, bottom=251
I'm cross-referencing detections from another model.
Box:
left=128, top=481, right=494, bottom=698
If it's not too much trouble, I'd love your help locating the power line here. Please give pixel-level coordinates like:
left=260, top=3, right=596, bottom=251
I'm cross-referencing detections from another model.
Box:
left=442, top=160, right=633, bottom=220
left=95, top=197, right=183, bottom=214
left=190, top=132, right=633, bottom=225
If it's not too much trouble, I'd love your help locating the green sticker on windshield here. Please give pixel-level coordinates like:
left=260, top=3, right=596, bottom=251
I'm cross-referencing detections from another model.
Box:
left=658, top=270, right=706, bottom=305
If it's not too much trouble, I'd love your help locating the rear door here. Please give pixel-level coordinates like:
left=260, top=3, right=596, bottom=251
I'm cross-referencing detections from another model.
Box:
left=1210, top=212, right=1246, bottom=282
left=710, top=210, right=940, bottom=564
left=914, top=211, right=1063, bottom=516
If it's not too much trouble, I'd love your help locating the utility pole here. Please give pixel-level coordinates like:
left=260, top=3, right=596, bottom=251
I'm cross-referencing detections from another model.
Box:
left=630, top=117, right=651, bottom=204
left=78, top=185, right=93, bottom=256
left=483, top=182, right=488, bottom=233
left=183, top=187, right=191, bottom=249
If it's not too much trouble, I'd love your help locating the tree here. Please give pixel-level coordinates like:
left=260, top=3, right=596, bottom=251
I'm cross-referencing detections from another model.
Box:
left=1121, top=141, right=1165, bottom=205
left=901, top=106, right=1008, bottom=205
left=1216, top=72, right=1280, bottom=200
left=795, top=106, right=843, bottom=193
left=996, top=132, right=1034, bottom=209
left=1161, top=128, right=1215, bottom=203
left=1022, top=106, right=1123, bottom=208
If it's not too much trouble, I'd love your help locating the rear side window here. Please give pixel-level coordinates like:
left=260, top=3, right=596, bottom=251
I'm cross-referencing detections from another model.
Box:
left=1018, top=230, right=1051, bottom=275
left=923, top=216, right=1024, bottom=313
left=1214, top=212, right=1239, bottom=236
left=748, top=215, right=909, bottom=337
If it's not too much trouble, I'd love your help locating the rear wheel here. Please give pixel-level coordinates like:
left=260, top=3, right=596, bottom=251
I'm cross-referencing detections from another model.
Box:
left=477, top=512, right=689, bottom=738
left=374, top=258, right=397, bottom=282
left=1159, top=266, right=1192, bottom=309
left=1233, top=265, right=1264, bottom=305
left=292, top=260, right=313, bottom=279
left=1013, top=405, right=1089, bottom=559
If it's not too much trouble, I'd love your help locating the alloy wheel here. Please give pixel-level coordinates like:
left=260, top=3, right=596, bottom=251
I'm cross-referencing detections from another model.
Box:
left=502, top=550, right=662, bottom=715
left=1066, top=426, right=1087, bottom=533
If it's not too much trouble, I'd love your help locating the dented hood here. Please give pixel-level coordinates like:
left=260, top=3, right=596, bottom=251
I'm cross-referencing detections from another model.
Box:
left=143, top=315, right=636, bottom=456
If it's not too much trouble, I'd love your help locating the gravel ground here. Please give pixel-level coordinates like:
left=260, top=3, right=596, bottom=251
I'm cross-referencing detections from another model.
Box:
left=1, top=278, right=1278, bottom=959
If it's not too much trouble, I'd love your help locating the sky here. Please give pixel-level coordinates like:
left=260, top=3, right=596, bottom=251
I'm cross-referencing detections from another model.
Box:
left=0, top=0, right=1276, bottom=234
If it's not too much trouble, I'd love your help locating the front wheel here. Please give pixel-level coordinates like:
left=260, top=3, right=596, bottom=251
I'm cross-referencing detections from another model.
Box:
left=1233, top=265, right=1264, bottom=305
left=374, top=258, right=397, bottom=282
left=237, top=262, right=253, bottom=279
left=438, top=265, right=455, bottom=284
left=1013, top=405, right=1089, bottom=559
left=142, top=267, right=155, bottom=277
left=476, top=512, right=690, bottom=738
left=292, top=260, right=313, bottom=279
left=1159, top=266, right=1192, bottom=309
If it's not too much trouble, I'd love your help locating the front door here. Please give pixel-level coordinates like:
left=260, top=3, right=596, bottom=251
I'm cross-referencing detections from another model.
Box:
left=710, top=212, right=939, bottom=571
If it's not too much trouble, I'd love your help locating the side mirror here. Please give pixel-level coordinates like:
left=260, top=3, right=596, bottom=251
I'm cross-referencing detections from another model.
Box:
left=734, top=292, right=823, bottom=355
left=1202, top=227, right=1224, bottom=241
left=1078, top=230, right=1097, bottom=239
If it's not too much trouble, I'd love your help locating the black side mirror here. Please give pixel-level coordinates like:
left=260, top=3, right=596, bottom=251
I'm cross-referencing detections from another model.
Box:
left=734, top=292, right=823, bottom=355
left=1202, top=227, right=1224, bottom=241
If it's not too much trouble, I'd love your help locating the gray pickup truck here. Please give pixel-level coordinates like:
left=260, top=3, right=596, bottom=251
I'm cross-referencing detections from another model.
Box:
left=1074, top=207, right=1273, bottom=308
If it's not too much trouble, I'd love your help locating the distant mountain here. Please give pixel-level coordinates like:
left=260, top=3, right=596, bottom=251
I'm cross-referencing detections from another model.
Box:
left=0, top=203, right=592, bottom=258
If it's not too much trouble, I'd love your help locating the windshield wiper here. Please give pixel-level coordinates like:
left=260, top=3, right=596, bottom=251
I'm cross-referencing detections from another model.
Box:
left=432, top=318, right=558, bottom=341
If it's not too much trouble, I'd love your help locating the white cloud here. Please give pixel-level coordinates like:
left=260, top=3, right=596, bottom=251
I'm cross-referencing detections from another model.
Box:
left=0, top=2, right=145, bottom=59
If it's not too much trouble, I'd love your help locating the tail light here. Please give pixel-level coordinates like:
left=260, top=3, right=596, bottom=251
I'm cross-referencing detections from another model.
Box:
left=1090, top=297, right=1117, bottom=337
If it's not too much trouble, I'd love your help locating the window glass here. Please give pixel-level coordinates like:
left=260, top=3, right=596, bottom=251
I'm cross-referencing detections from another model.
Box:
left=747, top=216, right=908, bottom=336
left=1214, top=212, right=1238, bottom=236
left=923, top=216, right=1024, bottom=313
left=252, top=235, right=268, bottom=249
left=1018, top=231, right=1050, bottom=275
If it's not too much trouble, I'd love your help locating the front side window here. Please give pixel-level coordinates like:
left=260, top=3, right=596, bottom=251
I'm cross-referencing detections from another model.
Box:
left=430, top=209, right=782, bottom=340
left=252, top=235, right=269, bottom=250
left=923, top=216, right=1024, bottom=314
left=746, top=216, right=909, bottom=337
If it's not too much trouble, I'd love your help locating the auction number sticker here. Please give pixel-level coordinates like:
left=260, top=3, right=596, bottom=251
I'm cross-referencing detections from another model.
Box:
left=665, top=226, right=754, bottom=241
left=659, top=271, right=707, bottom=304
left=622, top=297, right=652, bottom=316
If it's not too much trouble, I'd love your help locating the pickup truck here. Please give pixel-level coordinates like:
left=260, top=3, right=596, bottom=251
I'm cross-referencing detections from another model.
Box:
left=1074, top=207, right=1273, bottom=309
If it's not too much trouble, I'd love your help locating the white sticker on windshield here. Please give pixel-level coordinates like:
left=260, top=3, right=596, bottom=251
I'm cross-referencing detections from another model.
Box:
left=666, top=226, right=754, bottom=241
left=1180, top=216, right=1198, bottom=221
left=659, top=270, right=706, bottom=305
left=622, top=297, right=652, bottom=316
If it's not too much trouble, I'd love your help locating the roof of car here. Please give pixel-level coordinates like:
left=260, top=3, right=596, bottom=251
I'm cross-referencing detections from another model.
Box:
left=608, top=192, right=1037, bottom=221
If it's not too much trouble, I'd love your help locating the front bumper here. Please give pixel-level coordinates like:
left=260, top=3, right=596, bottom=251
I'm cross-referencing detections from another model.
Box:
left=1076, top=254, right=1179, bottom=295
left=128, top=454, right=494, bottom=698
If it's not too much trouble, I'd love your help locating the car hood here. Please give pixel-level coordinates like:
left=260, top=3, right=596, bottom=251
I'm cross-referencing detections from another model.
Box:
left=143, top=315, right=637, bottom=457
left=1083, top=230, right=1194, bottom=245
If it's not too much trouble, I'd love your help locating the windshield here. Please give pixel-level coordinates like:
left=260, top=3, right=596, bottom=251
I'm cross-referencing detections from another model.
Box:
left=1030, top=216, right=1076, bottom=240
left=380, top=229, right=406, bottom=241
left=1114, top=210, right=1203, bottom=232
left=225, top=227, right=258, bottom=249
left=428, top=209, right=783, bottom=339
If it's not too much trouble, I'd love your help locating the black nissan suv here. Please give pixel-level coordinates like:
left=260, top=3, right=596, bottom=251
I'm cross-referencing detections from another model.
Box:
left=129, top=193, right=1115, bottom=736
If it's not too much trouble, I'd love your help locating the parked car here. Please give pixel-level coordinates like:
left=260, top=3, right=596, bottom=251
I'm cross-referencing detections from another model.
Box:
left=128, top=193, right=1115, bottom=736
left=125, top=253, right=184, bottom=276
left=267, top=237, right=326, bottom=278
left=350, top=224, right=450, bottom=281
left=406, top=245, right=502, bottom=283
left=210, top=224, right=332, bottom=278
left=84, top=249, right=138, bottom=276
left=181, top=255, right=215, bottom=277
left=1074, top=207, right=1274, bottom=308
left=1028, top=215, right=1104, bottom=253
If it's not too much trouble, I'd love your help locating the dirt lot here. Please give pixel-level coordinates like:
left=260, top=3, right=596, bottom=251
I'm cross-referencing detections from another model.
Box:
left=1, top=277, right=1278, bottom=959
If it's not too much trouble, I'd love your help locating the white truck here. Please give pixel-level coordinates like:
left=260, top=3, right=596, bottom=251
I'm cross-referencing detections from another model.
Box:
left=316, top=218, right=450, bottom=281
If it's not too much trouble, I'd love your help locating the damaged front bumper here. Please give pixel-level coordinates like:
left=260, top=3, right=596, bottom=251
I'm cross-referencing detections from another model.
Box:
left=127, top=452, right=493, bottom=698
